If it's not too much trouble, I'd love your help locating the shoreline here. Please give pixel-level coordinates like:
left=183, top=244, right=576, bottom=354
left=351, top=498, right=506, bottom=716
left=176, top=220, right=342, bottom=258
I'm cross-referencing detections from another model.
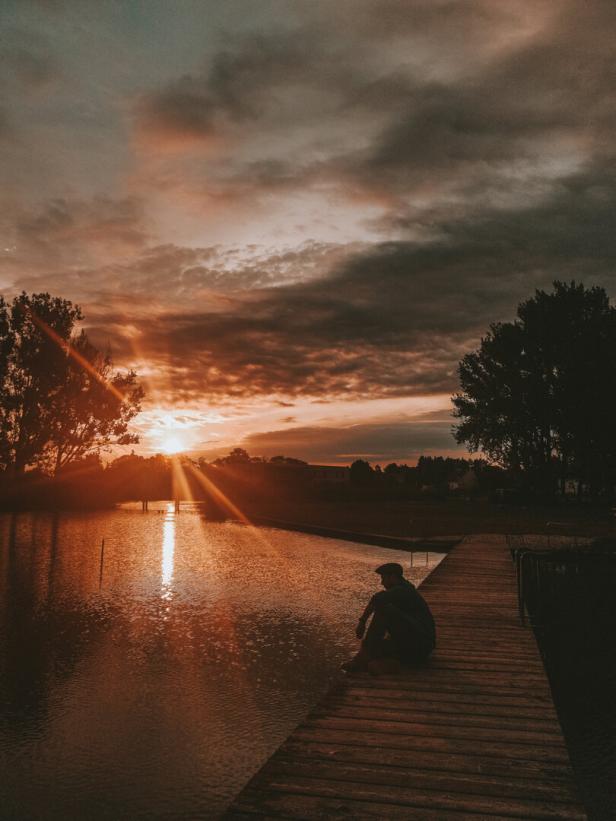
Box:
left=241, top=514, right=461, bottom=552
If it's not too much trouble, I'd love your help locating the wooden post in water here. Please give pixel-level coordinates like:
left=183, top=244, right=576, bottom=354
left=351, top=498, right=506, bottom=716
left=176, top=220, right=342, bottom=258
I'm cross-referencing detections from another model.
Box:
left=174, top=499, right=180, bottom=513
left=98, top=538, right=105, bottom=589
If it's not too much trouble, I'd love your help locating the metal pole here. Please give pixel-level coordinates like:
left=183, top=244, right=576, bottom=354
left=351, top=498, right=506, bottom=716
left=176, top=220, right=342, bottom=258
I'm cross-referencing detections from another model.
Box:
left=98, top=538, right=105, bottom=589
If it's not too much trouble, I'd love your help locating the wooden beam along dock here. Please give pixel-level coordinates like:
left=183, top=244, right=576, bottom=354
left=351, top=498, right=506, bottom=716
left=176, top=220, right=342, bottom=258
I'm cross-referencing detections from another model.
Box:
left=225, top=534, right=586, bottom=819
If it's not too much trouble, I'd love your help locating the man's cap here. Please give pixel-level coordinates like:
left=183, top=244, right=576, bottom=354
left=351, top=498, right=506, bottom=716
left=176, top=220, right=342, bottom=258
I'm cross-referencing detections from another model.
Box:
left=375, top=562, right=404, bottom=576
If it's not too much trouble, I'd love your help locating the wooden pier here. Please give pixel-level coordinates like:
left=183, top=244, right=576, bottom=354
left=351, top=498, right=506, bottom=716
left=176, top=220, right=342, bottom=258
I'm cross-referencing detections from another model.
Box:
left=225, top=535, right=586, bottom=819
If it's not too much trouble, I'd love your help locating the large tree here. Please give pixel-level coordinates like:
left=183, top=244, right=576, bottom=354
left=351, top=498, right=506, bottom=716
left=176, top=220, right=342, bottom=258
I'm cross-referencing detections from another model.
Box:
left=0, top=292, right=143, bottom=474
left=452, top=281, right=616, bottom=496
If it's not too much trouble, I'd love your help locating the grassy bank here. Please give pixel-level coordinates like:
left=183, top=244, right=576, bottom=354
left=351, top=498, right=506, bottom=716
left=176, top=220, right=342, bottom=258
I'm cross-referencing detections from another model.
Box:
left=239, top=497, right=616, bottom=539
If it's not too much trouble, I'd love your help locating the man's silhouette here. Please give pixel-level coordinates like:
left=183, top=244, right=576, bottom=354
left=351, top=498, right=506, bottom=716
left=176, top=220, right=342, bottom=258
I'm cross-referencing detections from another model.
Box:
left=342, top=562, right=436, bottom=674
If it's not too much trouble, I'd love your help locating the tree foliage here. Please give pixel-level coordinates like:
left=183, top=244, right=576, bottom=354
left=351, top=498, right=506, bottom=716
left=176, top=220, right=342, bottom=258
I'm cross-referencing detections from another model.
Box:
left=350, top=458, right=374, bottom=485
left=0, top=292, right=144, bottom=474
left=453, top=281, right=616, bottom=495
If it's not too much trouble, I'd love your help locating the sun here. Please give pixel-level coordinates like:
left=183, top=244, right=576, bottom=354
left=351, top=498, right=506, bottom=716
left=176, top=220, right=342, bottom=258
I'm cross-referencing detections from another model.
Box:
left=146, top=409, right=207, bottom=456
left=159, top=433, right=185, bottom=455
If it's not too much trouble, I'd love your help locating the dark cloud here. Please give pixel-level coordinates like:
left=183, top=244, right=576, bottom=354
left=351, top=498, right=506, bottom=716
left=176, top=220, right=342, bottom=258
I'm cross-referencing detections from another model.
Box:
left=241, top=416, right=464, bottom=464
left=82, top=150, right=616, bottom=405
left=136, top=28, right=340, bottom=147
left=3, top=196, right=149, bottom=272
left=131, top=0, right=616, bottom=229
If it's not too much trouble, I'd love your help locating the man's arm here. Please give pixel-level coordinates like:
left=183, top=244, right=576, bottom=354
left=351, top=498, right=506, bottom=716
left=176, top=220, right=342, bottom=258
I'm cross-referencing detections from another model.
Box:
left=355, top=594, right=377, bottom=639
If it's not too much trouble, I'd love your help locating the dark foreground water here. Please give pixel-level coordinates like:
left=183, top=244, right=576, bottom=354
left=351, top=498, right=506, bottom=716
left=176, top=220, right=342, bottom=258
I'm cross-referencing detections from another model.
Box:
left=0, top=505, right=442, bottom=820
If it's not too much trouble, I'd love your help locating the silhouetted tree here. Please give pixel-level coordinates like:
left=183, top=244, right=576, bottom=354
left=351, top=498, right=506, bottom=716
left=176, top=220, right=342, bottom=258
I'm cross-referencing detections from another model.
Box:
left=453, top=281, right=616, bottom=496
left=0, top=292, right=143, bottom=474
left=212, top=447, right=252, bottom=466
left=350, top=459, right=374, bottom=485
left=269, top=455, right=308, bottom=467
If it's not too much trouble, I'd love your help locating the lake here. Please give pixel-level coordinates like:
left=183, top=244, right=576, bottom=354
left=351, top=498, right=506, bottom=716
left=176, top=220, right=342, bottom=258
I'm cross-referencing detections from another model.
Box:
left=0, top=504, right=443, bottom=820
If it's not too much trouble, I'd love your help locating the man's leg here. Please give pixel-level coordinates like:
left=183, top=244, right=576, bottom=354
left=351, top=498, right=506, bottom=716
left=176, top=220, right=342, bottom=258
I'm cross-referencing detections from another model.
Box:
left=362, top=606, right=392, bottom=658
left=342, top=605, right=394, bottom=672
left=384, top=604, right=434, bottom=664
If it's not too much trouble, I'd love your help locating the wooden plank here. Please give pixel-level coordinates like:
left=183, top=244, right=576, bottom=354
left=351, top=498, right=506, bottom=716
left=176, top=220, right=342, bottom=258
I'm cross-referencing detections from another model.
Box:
left=306, top=714, right=567, bottom=747
left=318, top=701, right=565, bottom=735
left=340, top=684, right=555, bottom=709
left=255, top=757, right=579, bottom=817
left=263, top=756, right=582, bottom=803
left=229, top=788, right=517, bottom=820
left=336, top=693, right=562, bottom=722
left=224, top=536, right=587, bottom=819
left=245, top=774, right=586, bottom=820
left=295, top=725, right=570, bottom=763
left=278, top=739, right=577, bottom=784
left=334, top=679, right=555, bottom=700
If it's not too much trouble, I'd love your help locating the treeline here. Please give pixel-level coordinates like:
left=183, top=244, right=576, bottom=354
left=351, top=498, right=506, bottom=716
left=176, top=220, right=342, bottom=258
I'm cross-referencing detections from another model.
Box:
left=347, top=456, right=506, bottom=497
left=0, top=453, right=171, bottom=510
left=0, top=450, right=509, bottom=512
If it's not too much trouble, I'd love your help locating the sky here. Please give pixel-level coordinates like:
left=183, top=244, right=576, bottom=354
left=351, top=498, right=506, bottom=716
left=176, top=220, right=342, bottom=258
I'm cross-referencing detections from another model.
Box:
left=2, top=0, right=616, bottom=464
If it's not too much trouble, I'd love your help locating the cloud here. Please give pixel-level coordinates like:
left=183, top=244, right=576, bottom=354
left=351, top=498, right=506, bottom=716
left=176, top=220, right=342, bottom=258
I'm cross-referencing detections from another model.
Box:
left=1, top=196, right=149, bottom=277
left=79, top=145, right=616, bottom=406
left=6, top=0, right=616, bottom=423
left=127, top=0, right=616, bottom=242
left=9, top=159, right=616, bottom=412
left=1, top=27, right=61, bottom=91
left=241, top=415, right=464, bottom=465
left=135, top=28, right=335, bottom=150
left=7, top=238, right=356, bottom=313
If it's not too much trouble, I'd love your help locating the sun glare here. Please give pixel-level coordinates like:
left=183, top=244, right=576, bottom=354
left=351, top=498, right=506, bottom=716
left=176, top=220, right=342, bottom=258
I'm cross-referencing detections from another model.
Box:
left=160, top=434, right=185, bottom=454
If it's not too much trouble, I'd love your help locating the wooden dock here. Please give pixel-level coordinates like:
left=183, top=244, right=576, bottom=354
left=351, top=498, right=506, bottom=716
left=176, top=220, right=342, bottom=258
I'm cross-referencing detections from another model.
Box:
left=225, top=535, right=586, bottom=819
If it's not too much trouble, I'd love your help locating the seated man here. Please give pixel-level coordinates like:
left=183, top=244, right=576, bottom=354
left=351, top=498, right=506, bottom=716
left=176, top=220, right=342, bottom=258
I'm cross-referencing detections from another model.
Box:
left=343, top=562, right=436, bottom=674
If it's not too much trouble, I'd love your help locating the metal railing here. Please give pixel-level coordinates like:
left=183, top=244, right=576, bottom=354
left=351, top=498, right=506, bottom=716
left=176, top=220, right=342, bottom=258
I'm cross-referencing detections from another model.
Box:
left=507, top=534, right=615, bottom=627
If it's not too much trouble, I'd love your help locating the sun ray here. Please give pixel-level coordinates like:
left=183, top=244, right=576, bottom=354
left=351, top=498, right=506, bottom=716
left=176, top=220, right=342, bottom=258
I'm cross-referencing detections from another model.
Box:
left=170, top=455, right=194, bottom=503
left=26, top=307, right=126, bottom=402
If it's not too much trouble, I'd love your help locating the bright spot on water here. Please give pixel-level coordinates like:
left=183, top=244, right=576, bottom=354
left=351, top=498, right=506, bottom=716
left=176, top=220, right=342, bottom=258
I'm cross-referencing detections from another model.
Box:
left=161, top=503, right=175, bottom=594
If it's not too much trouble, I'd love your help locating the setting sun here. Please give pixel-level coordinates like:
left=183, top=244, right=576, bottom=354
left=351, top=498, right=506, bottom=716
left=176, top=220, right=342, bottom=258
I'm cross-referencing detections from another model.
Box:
left=144, top=411, right=206, bottom=455
left=159, top=434, right=185, bottom=454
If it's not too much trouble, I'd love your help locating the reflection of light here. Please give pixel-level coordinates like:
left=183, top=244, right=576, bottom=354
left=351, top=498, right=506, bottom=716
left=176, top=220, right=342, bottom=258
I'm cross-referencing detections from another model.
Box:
left=161, top=503, right=175, bottom=593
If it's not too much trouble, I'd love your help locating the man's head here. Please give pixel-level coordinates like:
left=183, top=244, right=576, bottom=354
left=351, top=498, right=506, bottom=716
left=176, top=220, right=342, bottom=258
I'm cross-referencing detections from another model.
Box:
left=375, top=562, right=404, bottom=589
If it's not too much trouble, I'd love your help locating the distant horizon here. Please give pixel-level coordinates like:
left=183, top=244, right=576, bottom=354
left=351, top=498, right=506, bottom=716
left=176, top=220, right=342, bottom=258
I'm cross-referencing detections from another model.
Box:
left=98, top=441, right=474, bottom=470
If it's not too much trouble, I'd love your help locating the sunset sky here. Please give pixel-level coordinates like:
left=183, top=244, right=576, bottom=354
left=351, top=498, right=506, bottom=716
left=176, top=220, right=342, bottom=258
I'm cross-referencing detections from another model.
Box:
left=2, top=1, right=616, bottom=464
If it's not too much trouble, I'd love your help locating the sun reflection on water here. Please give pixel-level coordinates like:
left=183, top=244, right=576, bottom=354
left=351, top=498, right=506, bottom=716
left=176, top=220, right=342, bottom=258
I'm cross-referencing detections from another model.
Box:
left=161, top=503, right=175, bottom=596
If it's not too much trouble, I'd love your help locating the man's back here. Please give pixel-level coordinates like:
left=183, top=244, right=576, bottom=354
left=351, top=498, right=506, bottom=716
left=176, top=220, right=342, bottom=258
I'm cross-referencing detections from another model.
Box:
left=370, top=578, right=436, bottom=650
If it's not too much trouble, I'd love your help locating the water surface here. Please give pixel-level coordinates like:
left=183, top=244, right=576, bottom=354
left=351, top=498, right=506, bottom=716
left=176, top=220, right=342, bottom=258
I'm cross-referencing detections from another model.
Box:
left=0, top=504, right=442, bottom=820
